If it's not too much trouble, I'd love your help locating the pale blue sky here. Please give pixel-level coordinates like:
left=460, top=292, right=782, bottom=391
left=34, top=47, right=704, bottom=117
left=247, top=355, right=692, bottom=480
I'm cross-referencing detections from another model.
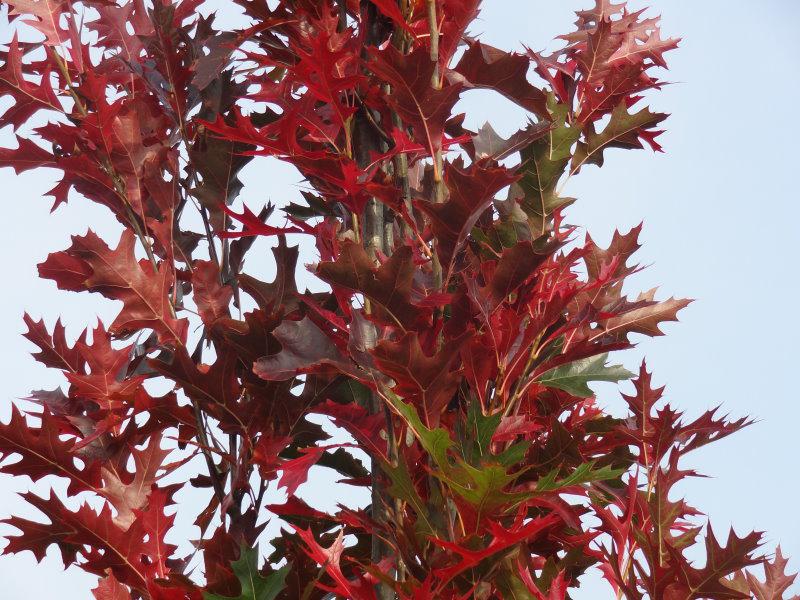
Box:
left=0, top=1, right=798, bottom=597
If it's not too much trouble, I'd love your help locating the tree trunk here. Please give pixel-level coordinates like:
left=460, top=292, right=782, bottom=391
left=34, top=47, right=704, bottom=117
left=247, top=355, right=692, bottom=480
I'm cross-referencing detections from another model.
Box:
left=354, top=3, right=397, bottom=598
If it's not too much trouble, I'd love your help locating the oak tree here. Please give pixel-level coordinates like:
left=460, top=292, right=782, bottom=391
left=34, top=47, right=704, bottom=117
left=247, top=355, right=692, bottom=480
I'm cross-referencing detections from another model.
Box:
left=0, top=0, right=794, bottom=599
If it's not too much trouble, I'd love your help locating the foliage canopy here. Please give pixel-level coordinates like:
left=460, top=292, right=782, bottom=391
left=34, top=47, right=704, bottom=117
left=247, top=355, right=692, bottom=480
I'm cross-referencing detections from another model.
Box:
left=0, top=0, right=794, bottom=598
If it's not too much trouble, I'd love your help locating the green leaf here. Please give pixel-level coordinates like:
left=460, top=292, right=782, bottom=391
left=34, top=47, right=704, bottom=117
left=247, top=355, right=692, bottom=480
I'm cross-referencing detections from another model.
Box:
left=204, top=546, right=289, bottom=600
left=381, top=457, right=435, bottom=535
left=495, top=440, right=531, bottom=467
left=386, top=392, right=530, bottom=517
left=454, top=462, right=532, bottom=511
left=495, top=561, right=538, bottom=600
left=517, top=95, right=581, bottom=233
left=384, top=390, right=454, bottom=471
left=535, top=461, right=625, bottom=493
left=462, top=401, right=502, bottom=460
left=536, top=353, right=633, bottom=397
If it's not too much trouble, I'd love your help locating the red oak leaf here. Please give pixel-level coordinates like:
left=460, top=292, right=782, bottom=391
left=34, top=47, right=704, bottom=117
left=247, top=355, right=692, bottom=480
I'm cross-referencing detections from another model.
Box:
left=745, top=546, right=798, bottom=600
left=4, top=487, right=176, bottom=592
left=452, top=41, right=547, bottom=116
left=416, top=159, right=518, bottom=283
left=431, top=513, right=560, bottom=586
left=316, top=241, right=430, bottom=330
left=39, top=230, right=188, bottom=344
left=219, top=204, right=303, bottom=239
left=0, top=36, right=63, bottom=128
left=368, top=46, right=462, bottom=157
left=93, top=573, right=132, bottom=600
left=253, top=316, right=352, bottom=381
left=6, top=0, right=70, bottom=45
left=98, top=435, right=170, bottom=530
left=0, top=405, right=100, bottom=496
left=370, top=0, right=415, bottom=33
left=312, top=400, right=388, bottom=461
left=64, top=323, right=145, bottom=416
left=293, top=527, right=378, bottom=600
left=191, top=260, right=233, bottom=327
left=665, top=527, right=763, bottom=600
left=22, top=313, right=86, bottom=373
left=277, top=446, right=328, bottom=496
left=372, top=330, right=471, bottom=426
